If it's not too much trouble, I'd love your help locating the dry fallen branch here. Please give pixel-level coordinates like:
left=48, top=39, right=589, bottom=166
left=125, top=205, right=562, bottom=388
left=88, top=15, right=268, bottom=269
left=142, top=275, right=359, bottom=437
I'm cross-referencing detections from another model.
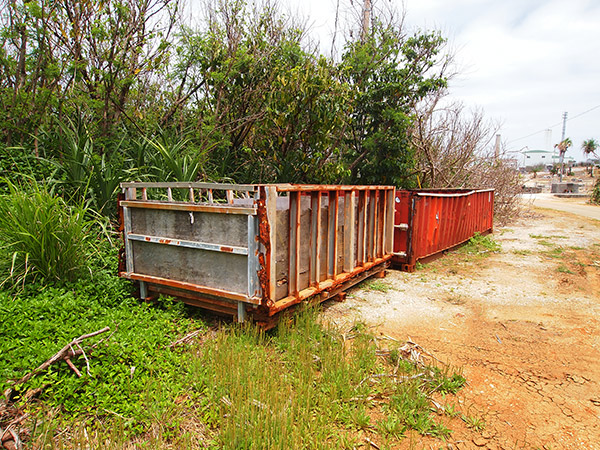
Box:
left=357, top=372, right=425, bottom=388
left=10, top=327, right=111, bottom=387
left=365, top=436, right=381, bottom=449
left=405, top=339, right=445, bottom=366
left=169, top=329, right=203, bottom=348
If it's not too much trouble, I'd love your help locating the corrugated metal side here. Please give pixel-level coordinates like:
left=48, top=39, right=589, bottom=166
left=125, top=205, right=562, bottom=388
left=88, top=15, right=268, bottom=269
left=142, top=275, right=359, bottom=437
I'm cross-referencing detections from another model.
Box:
left=392, top=189, right=494, bottom=271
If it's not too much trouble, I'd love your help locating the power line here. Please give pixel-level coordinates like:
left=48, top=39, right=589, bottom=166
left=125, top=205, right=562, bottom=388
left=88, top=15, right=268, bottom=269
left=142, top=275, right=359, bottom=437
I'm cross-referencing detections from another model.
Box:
left=506, top=103, right=600, bottom=145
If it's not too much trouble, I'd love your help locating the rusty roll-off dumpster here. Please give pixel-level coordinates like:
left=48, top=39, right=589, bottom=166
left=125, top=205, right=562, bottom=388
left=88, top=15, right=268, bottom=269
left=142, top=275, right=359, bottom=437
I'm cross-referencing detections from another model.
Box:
left=393, top=189, right=494, bottom=271
left=118, top=182, right=395, bottom=327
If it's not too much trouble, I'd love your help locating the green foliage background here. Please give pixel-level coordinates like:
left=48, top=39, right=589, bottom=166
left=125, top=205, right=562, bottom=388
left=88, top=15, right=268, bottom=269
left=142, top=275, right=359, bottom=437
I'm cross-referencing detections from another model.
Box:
left=0, top=0, right=449, bottom=199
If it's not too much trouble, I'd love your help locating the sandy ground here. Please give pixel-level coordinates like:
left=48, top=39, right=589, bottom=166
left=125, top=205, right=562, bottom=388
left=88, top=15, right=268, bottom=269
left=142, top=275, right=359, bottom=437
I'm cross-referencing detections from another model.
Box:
left=523, top=193, right=600, bottom=220
left=324, top=198, right=600, bottom=449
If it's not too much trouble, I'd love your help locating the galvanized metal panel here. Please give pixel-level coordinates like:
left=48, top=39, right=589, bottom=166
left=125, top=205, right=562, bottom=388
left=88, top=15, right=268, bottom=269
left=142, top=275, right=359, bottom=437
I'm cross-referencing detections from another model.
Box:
left=132, top=241, right=248, bottom=294
left=130, top=208, right=248, bottom=248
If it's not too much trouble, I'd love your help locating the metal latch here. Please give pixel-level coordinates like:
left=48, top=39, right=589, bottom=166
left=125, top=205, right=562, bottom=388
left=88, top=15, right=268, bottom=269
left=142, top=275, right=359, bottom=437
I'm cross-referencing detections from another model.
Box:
left=394, top=223, right=409, bottom=231
left=393, top=251, right=407, bottom=258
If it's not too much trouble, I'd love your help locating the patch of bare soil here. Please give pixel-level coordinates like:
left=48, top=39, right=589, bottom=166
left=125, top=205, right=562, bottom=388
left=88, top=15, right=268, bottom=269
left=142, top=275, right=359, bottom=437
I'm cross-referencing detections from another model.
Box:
left=324, top=207, right=600, bottom=449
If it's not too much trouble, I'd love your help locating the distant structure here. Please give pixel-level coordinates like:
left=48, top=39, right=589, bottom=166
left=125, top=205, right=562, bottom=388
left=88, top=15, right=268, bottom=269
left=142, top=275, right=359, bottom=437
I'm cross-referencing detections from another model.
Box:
left=493, top=134, right=501, bottom=159
left=520, top=149, right=576, bottom=169
left=521, top=149, right=553, bottom=168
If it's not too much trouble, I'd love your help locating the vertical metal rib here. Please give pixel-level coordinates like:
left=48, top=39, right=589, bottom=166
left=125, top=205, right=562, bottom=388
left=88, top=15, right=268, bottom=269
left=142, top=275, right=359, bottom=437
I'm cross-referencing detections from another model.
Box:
left=327, top=190, right=338, bottom=279
left=288, top=191, right=301, bottom=296
left=310, top=191, right=322, bottom=286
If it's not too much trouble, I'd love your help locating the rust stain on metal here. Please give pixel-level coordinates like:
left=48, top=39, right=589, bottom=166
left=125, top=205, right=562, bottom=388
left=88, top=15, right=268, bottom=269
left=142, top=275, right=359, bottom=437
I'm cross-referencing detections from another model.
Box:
left=220, top=246, right=234, bottom=253
left=256, top=187, right=273, bottom=306
left=127, top=272, right=259, bottom=304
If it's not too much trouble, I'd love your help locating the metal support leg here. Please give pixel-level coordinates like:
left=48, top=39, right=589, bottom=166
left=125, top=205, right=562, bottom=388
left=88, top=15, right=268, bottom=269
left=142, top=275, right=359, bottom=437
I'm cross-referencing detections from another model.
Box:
left=237, top=301, right=246, bottom=323
left=140, top=281, right=148, bottom=300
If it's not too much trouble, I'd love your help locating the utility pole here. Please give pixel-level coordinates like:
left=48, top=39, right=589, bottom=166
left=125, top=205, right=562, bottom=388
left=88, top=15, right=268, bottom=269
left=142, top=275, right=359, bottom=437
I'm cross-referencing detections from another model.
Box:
left=558, top=111, right=567, bottom=182
left=361, top=0, right=371, bottom=41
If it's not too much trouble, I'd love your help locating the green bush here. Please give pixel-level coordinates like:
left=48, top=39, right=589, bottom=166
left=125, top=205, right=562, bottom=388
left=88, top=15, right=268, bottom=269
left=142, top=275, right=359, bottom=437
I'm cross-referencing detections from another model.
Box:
left=591, top=178, right=600, bottom=205
left=0, top=181, right=94, bottom=286
left=0, top=145, right=55, bottom=193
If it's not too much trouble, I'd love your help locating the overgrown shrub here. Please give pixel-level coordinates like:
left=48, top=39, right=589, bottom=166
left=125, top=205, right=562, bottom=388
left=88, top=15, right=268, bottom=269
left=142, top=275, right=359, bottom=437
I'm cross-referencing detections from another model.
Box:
left=0, top=181, right=94, bottom=286
left=591, top=178, right=600, bottom=204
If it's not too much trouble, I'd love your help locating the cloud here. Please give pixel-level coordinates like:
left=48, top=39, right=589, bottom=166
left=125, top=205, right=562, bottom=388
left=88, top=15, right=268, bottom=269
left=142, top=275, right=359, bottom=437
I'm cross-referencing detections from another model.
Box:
left=404, top=0, right=600, bottom=157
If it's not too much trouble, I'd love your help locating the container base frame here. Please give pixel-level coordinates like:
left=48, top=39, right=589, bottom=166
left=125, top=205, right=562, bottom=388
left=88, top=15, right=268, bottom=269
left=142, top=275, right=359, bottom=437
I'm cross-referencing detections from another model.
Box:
left=137, top=260, right=390, bottom=329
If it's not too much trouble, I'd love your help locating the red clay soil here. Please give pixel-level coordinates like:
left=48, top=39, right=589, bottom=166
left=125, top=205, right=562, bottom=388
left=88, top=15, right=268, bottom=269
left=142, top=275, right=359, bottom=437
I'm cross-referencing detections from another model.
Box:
left=325, top=206, right=600, bottom=449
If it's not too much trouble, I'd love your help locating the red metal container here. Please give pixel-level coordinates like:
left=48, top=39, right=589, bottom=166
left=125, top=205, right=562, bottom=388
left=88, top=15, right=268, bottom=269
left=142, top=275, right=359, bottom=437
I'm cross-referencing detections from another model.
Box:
left=118, top=182, right=395, bottom=328
left=392, top=189, right=494, bottom=271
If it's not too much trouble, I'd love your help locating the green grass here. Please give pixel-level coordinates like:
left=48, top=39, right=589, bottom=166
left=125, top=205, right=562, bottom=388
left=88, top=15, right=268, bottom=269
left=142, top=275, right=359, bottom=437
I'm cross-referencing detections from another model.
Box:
left=459, top=233, right=500, bottom=255
left=4, top=294, right=469, bottom=449
left=184, top=310, right=466, bottom=449
left=542, top=247, right=564, bottom=259
left=557, top=264, right=574, bottom=274
left=363, top=279, right=391, bottom=293
left=462, top=413, right=486, bottom=432
left=529, top=234, right=567, bottom=240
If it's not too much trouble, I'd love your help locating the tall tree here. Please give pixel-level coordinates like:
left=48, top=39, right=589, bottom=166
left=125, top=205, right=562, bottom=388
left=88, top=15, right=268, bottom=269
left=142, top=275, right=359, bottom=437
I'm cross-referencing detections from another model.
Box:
left=340, top=16, right=447, bottom=186
left=0, top=0, right=180, bottom=148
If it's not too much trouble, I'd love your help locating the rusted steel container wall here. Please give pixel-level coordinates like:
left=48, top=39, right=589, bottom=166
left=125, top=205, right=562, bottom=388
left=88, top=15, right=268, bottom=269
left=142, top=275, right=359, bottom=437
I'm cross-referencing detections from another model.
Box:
left=118, top=182, right=395, bottom=326
left=392, top=189, right=494, bottom=270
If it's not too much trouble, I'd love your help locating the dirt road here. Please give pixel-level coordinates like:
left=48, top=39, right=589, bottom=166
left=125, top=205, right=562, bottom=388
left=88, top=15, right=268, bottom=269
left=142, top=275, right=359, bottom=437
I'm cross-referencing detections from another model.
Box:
left=325, top=201, right=600, bottom=449
left=523, top=193, right=600, bottom=220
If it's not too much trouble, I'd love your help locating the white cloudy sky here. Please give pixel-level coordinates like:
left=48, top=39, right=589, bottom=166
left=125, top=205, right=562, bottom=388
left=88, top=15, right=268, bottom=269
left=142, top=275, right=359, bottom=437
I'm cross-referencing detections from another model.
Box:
left=186, top=0, right=600, bottom=161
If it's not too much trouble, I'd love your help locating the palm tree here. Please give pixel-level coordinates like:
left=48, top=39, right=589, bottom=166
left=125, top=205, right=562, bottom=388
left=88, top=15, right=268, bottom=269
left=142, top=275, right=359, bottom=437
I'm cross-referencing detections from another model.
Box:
left=582, top=139, right=598, bottom=176
left=554, top=138, right=572, bottom=182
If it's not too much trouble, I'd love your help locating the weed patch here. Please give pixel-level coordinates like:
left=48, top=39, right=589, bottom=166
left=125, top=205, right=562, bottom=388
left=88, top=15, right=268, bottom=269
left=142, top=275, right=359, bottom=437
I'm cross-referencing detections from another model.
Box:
left=512, top=249, right=532, bottom=256
left=459, top=233, right=500, bottom=255
left=542, top=247, right=564, bottom=259
left=186, top=309, right=466, bottom=449
left=557, top=264, right=574, bottom=274
left=363, top=279, right=391, bottom=293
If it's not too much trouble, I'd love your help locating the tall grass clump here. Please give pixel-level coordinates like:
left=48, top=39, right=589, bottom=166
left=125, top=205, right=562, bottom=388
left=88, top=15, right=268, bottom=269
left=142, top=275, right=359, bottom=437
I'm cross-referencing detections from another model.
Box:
left=188, top=308, right=466, bottom=450
left=0, top=180, right=94, bottom=286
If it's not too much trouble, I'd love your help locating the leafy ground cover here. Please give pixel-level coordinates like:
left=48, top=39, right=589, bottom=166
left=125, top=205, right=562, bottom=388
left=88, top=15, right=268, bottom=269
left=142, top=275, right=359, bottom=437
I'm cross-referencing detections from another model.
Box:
left=0, top=270, right=199, bottom=434
left=1, top=279, right=467, bottom=449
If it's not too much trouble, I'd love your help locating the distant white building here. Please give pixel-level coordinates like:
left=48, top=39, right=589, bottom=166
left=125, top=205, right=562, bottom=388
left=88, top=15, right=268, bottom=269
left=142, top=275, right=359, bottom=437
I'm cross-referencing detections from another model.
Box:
left=519, top=149, right=577, bottom=169
left=521, top=149, right=553, bottom=167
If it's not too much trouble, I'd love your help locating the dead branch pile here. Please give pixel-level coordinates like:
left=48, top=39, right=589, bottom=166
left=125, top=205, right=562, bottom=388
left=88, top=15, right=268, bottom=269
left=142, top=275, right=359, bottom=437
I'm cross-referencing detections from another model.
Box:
left=1, top=327, right=113, bottom=450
